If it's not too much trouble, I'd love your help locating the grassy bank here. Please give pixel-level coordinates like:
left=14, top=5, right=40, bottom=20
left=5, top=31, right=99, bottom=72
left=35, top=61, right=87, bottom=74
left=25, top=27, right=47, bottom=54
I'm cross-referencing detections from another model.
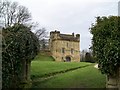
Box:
left=31, top=53, right=106, bottom=88
left=32, top=64, right=106, bottom=88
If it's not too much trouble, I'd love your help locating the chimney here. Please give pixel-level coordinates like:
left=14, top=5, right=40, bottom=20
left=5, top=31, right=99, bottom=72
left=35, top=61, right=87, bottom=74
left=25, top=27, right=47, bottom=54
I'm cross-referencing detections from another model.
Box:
left=76, top=34, right=80, bottom=40
left=72, top=32, right=74, bottom=37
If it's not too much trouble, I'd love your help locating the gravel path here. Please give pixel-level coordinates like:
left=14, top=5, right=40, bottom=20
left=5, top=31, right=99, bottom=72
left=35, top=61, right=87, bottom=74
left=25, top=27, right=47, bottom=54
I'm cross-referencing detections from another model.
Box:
left=94, top=64, right=98, bottom=69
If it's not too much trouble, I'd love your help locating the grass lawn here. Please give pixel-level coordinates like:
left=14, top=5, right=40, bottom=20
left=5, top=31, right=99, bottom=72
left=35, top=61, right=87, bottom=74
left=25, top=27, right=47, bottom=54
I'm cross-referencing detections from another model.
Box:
left=31, top=53, right=106, bottom=88
left=33, top=52, right=55, bottom=61
left=31, top=60, right=91, bottom=79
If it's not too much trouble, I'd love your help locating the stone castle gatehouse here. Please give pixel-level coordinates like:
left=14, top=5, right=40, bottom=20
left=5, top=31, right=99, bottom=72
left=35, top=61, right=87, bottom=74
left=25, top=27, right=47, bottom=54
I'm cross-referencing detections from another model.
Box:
left=49, top=30, right=80, bottom=62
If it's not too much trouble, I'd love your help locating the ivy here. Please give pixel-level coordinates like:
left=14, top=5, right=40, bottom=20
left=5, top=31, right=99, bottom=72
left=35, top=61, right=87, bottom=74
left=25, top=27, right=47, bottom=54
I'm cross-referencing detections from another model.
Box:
left=2, top=24, right=40, bottom=88
left=90, top=16, right=120, bottom=75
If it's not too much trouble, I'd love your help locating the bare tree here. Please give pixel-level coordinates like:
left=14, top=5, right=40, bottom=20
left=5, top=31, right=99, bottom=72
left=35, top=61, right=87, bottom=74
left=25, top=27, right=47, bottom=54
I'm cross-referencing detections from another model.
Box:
left=80, top=49, right=87, bottom=62
left=0, top=0, right=31, bottom=28
left=34, top=27, right=49, bottom=50
left=0, top=0, right=49, bottom=50
left=35, top=28, right=48, bottom=40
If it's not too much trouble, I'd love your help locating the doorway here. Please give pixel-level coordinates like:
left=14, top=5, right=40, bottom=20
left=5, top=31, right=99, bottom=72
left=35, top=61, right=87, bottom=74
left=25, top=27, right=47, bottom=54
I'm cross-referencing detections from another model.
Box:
left=66, top=56, right=71, bottom=62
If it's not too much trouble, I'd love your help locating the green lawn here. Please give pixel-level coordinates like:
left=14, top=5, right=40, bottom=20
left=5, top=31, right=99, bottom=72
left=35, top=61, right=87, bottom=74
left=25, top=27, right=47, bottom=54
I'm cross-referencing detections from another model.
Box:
left=33, top=65, right=106, bottom=88
left=31, top=53, right=106, bottom=88
left=33, top=52, right=55, bottom=61
left=31, top=61, right=91, bottom=78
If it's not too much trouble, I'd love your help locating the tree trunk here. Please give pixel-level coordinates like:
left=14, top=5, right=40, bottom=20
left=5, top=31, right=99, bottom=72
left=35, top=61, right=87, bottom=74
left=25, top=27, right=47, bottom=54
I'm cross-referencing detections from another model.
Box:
left=19, top=60, right=32, bottom=88
left=106, top=67, right=120, bottom=89
left=26, top=60, right=31, bottom=81
left=21, top=60, right=27, bottom=82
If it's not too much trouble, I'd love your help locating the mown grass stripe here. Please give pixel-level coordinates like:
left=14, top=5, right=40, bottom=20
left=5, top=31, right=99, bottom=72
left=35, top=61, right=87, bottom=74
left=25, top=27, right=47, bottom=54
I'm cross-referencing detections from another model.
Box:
left=32, top=64, right=92, bottom=83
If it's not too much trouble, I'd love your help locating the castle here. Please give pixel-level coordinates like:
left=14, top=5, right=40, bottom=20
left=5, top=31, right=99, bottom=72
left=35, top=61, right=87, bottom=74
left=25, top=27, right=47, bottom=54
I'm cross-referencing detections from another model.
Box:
left=49, top=30, right=80, bottom=62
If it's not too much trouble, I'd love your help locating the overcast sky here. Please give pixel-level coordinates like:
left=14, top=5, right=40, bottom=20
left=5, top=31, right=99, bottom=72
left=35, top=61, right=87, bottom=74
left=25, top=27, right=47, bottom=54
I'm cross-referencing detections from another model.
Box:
left=10, top=0, right=119, bottom=51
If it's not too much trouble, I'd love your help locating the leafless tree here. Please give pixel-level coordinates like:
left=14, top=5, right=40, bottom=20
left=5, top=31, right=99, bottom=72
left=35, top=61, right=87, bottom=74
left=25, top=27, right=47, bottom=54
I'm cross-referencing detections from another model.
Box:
left=35, top=28, right=48, bottom=40
left=34, top=27, right=49, bottom=50
left=0, top=0, right=49, bottom=50
left=0, top=0, right=31, bottom=28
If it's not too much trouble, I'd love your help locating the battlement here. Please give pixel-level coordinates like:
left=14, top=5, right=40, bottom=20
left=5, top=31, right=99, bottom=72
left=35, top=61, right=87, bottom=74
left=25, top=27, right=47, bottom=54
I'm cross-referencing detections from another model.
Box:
left=50, top=30, right=80, bottom=42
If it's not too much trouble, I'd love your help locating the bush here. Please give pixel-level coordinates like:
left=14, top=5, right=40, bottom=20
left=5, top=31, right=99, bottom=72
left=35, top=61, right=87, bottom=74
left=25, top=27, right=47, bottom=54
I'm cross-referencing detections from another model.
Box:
left=2, top=24, right=39, bottom=88
left=90, top=16, right=120, bottom=75
left=85, top=52, right=95, bottom=63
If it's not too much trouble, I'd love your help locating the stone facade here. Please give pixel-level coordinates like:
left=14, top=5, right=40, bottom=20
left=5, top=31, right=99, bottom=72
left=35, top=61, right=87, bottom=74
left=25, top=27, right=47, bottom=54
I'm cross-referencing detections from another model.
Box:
left=49, top=30, right=80, bottom=62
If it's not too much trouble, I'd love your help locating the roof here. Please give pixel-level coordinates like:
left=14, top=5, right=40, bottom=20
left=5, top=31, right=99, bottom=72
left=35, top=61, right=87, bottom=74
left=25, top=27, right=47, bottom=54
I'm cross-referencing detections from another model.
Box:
left=50, top=30, right=80, bottom=42
left=59, top=34, right=79, bottom=41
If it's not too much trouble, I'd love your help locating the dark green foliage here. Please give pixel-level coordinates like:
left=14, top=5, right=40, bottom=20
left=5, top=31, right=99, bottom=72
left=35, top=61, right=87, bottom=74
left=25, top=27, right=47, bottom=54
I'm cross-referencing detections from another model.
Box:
left=85, top=52, right=95, bottom=63
left=2, top=24, right=39, bottom=88
left=90, top=16, right=120, bottom=75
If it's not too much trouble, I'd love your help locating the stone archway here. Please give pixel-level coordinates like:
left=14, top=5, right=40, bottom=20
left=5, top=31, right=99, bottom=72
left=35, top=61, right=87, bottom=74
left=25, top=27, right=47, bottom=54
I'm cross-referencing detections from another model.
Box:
left=66, top=56, right=71, bottom=62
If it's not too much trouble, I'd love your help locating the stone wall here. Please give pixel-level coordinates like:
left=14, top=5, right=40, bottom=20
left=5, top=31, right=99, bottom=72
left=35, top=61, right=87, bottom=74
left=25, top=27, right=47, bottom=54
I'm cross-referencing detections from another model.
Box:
left=106, top=67, right=120, bottom=89
left=50, top=31, right=80, bottom=62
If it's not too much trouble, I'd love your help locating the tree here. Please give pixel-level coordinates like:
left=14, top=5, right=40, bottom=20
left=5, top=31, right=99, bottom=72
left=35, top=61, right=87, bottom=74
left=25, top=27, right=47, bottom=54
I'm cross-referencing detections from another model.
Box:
left=80, top=49, right=87, bottom=62
left=0, top=0, right=31, bottom=28
left=35, top=28, right=47, bottom=40
left=34, top=28, right=48, bottom=50
left=1, top=0, right=46, bottom=88
left=90, top=16, right=120, bottom=88
left=2, top=24, right=39, bottom=88
left=0, top=0, right=48, bottom=49
left=85, top=52, right=91, bottom=62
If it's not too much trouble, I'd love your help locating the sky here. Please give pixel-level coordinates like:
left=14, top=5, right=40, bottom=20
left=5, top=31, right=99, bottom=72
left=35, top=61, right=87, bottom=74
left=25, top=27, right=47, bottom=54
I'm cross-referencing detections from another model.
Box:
left=9, top=0, right=119, bottom=51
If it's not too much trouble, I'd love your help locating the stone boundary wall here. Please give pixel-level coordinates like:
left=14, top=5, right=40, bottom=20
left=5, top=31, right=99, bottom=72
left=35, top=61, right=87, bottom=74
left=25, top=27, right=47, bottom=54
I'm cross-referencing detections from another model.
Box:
left=107, top=67, right=120, bottom=89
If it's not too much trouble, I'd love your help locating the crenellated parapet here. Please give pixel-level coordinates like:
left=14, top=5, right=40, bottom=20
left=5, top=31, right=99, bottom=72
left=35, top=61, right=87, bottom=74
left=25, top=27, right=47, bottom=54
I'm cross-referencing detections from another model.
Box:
left=50, top=30, right=80, bottom=42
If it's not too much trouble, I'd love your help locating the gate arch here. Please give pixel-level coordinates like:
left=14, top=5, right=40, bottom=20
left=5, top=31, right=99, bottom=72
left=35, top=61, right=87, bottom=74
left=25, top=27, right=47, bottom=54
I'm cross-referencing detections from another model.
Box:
left=65, top=56, right=72, bottom=62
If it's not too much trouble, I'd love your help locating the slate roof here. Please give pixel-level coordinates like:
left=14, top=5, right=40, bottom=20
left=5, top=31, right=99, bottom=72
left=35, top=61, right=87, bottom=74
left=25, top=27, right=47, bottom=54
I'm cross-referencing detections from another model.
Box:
left=59, top=34, right=79, bottom=41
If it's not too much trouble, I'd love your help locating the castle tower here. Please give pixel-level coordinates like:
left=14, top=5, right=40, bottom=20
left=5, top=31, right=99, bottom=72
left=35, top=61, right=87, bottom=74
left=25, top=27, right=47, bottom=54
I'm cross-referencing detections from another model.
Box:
left=49, top=30, right=80, bottom=62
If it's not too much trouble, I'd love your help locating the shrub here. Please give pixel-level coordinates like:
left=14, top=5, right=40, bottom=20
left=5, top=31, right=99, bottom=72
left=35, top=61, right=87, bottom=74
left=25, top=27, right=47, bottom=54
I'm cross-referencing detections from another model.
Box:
left=90, top=16, right=120, bottom=75
left=2, top=24, right=39, bottom=88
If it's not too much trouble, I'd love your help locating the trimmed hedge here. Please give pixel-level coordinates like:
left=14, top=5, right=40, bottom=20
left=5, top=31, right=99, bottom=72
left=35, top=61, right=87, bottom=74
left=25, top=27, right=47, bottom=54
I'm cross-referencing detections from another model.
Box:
left=2, top=24, right=39, bottom=88
left=90, top=16, right=120, bottom=75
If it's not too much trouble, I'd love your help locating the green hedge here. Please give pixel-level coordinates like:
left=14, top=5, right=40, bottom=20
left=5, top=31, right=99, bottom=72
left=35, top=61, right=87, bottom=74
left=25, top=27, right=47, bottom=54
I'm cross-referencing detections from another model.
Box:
left=90, top=16, right=120, bottom=75
left=2, top=24, right=39, bottom=88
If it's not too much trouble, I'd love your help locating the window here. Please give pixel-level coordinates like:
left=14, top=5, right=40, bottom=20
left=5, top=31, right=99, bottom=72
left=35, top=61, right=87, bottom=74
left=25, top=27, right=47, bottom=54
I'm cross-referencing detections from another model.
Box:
left=62, top=48, right=65, bottom=53
left=67, top=43, right=68, bottom=47
left=71, top=48, right=74, bottom=54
